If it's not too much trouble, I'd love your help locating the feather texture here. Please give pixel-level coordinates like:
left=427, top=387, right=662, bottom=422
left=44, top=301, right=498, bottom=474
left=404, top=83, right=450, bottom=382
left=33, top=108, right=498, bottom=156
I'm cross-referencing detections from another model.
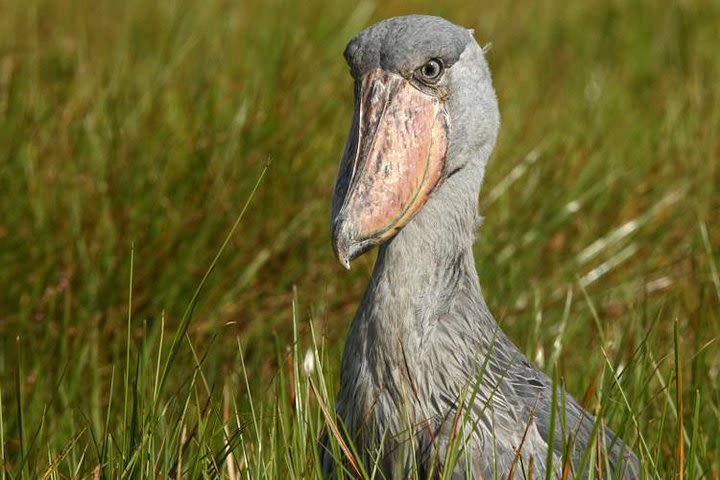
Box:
left=323, top=15, right=639, bottom=479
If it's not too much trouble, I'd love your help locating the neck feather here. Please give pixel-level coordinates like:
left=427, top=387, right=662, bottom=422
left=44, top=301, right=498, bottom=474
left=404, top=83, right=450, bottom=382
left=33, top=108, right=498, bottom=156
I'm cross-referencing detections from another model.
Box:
left=345, top=154, right=493, bottom=361
left=336, top=151, right=501, bottom=438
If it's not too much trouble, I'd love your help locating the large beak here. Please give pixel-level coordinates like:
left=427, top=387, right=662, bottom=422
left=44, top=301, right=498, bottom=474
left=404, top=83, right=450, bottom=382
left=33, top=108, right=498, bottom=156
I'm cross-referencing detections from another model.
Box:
left=331, top=68, right=449, bottom=269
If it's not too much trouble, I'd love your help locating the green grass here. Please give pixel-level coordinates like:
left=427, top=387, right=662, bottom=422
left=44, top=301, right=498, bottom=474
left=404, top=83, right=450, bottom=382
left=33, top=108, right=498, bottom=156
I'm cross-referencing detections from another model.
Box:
left=0, top=0, right=718, bottom=477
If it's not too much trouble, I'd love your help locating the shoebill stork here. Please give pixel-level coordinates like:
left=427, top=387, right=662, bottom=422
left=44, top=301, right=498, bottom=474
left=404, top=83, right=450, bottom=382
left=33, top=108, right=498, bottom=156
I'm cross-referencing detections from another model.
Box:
left=324, top=15, right=639, bottom=479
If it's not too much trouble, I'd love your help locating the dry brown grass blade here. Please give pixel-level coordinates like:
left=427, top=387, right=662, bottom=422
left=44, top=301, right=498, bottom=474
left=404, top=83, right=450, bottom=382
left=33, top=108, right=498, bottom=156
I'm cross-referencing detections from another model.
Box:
left=177, top=425, right=187, bottom=480
left=224, top=383, right=239, bottom=480
left=562, top=460, right=570, bottom=480
left=39, top=428, right=86, bottom=480
left=507, top=395, right=540, bottom=480
left=309, top=377, right=362, bottom=478
left=594, top=426, right=603, bottom=480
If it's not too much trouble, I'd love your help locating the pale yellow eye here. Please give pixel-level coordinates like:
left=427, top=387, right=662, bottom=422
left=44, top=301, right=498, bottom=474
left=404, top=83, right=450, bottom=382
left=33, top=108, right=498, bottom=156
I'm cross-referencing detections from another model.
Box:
left=420, top=58, right=443, bottom=81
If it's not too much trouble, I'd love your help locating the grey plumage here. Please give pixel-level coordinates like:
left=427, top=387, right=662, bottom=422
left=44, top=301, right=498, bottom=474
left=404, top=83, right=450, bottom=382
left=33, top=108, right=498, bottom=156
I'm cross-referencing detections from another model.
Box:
left=323, top=15, right=639, bottom=479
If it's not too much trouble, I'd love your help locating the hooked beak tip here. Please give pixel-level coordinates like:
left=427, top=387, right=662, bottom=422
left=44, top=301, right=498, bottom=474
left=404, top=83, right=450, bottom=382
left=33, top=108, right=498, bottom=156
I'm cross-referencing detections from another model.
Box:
left=332, top=220, right=353, bottom=270
left=339, top=255, right=351, bottom=270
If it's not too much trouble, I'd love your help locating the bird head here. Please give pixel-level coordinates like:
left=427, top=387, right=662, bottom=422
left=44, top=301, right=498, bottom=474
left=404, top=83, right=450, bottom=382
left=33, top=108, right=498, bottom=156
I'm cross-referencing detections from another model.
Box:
left=331, top=15, right=500, bottom=268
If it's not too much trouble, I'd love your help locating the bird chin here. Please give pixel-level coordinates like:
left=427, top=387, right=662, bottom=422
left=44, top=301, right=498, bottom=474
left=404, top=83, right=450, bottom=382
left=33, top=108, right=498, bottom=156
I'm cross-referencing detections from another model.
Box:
left=331, top=68, right=449, bottom=268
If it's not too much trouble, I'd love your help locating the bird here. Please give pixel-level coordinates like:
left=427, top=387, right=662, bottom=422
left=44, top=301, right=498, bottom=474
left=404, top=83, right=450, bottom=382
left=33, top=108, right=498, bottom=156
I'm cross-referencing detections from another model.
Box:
left=323, top=15, right=639, bottom=479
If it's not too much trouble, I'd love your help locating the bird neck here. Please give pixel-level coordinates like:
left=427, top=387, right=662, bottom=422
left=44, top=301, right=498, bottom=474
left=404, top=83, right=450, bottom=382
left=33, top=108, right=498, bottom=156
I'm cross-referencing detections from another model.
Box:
left=354, top=159, right=491, bottom=352
left=336, top=152, right=500, bottom=434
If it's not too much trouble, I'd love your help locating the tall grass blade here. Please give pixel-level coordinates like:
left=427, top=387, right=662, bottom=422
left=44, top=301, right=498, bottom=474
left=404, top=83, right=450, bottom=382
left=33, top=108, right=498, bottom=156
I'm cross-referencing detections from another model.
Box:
left=673, top=319, right=684, bottom=479
left=0, top=382, right=4, bottom=480
left=123, top=245, right=135, bottom=454
left=159, top=164, right=268, bottom=394
left=15, top=336, right=26, bottom=480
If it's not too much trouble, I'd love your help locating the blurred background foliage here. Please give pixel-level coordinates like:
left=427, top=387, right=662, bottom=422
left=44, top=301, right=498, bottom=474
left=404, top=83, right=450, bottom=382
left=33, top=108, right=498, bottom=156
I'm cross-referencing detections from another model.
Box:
left=0, top=0, right=718, bottom=476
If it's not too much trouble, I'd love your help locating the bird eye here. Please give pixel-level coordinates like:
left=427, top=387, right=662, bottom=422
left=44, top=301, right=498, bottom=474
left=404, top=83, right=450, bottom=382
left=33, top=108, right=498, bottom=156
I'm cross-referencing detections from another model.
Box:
left=418, top=58, right=443, bottom=82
